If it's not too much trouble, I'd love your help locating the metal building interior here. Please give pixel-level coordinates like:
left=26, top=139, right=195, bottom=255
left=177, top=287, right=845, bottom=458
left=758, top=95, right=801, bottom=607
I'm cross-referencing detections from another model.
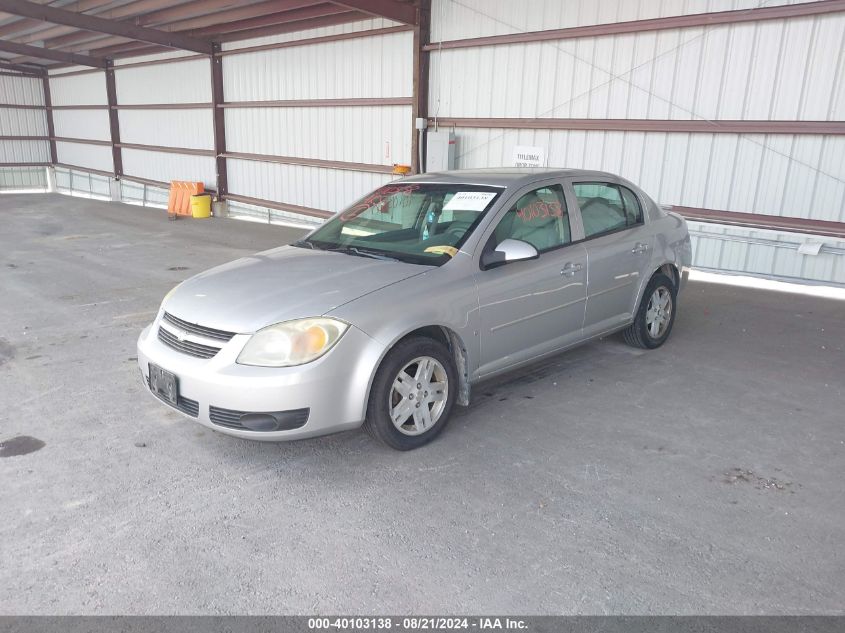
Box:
left=1, top=0, right=844, bottom=616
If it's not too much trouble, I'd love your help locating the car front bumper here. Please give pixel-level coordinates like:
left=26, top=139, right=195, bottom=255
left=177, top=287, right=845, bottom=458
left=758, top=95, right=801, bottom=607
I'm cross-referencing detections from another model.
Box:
left=136, top=312, right=385, bottom=441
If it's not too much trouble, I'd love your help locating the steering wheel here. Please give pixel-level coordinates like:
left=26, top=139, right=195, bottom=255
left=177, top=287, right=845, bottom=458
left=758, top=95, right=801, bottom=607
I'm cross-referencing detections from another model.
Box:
left=444, top=222, right=472, bottom=238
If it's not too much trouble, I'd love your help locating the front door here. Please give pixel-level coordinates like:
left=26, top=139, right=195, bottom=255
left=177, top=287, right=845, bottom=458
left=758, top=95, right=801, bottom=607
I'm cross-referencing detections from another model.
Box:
left=473, top=182, right=588, bottom=378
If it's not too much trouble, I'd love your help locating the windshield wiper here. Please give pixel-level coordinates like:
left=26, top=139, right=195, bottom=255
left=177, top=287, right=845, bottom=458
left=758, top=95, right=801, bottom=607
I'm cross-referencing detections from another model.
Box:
left=291, top=239, right=315, bottom=249
left=326, top=246, right=398, bottom=261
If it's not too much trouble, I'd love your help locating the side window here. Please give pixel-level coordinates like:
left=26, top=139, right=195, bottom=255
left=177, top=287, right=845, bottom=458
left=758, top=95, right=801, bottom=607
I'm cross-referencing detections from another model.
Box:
left=491, top=184, right=571, bottom=253
left=574, top=182, right=627, bottom=238
left=619, top=186, right=643, bottom=225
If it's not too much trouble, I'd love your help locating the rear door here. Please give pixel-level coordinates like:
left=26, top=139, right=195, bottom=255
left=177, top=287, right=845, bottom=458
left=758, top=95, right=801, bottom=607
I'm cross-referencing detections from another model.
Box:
left=472, top=180, right=588, bottom=378
left=568, top=180, right=653, bottom=337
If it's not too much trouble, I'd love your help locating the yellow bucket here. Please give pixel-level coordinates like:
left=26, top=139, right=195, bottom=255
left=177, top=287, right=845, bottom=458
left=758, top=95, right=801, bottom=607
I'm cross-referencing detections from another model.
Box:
left=190, top=194, right=212, bottom=219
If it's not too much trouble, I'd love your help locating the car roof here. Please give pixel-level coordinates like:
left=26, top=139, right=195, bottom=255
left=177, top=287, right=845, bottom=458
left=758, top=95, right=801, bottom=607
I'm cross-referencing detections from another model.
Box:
left=400, top=167, right=622, bottom=188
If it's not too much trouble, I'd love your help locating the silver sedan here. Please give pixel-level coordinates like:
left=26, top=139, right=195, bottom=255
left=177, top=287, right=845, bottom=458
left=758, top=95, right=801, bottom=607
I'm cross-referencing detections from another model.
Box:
left=138, top=168, right=692, bottom=450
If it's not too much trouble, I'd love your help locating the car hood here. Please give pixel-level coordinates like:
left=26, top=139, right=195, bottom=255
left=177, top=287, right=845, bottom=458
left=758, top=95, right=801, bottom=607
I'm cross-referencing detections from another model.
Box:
left=162, top=246, right=427, bottom=333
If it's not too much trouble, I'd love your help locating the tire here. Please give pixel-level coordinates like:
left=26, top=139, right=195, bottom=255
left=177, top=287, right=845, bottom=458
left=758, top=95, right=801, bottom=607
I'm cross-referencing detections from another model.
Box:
left=623, top=272, right=677, bottom=349
left=364, top=336, right=457, bottom=450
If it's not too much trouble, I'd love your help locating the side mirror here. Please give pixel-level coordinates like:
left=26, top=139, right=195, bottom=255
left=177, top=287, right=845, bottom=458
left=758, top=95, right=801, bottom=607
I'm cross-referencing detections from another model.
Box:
left=481, top=238, right=539, bottom=269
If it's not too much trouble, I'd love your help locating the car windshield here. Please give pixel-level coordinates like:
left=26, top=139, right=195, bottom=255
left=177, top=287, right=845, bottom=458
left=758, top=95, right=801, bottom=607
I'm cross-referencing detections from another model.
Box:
left=294, top=183, right=504, bottom=266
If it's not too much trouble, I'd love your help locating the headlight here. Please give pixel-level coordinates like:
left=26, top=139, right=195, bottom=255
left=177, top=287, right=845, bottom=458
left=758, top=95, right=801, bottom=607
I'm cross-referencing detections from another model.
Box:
left=237, top=318, right=349, bottom=367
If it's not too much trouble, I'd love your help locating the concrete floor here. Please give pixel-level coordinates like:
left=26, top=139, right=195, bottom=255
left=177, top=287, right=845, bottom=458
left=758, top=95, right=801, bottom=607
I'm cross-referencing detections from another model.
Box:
left=1, top=193, right=843, bottom=615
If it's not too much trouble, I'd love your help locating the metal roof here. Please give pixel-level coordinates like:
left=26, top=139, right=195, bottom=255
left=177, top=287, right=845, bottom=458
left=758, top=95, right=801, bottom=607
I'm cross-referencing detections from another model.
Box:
left=0, top=0, right=418, bottom=74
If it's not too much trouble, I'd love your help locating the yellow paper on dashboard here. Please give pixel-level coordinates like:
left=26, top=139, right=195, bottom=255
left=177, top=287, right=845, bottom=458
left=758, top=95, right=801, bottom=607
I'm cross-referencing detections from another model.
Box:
left=424, top=245, right=459, bottom=258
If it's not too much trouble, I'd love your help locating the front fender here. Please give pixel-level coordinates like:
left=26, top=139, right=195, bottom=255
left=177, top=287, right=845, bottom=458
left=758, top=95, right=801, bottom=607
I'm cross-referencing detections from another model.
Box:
left=328, top=263, right=481, bottom=409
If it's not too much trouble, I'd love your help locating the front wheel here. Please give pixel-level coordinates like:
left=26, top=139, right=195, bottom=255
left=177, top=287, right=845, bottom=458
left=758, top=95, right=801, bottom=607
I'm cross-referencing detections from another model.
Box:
left=364, top=336, right=457, bottom=450
left=623, top=272, right=677, bottom=349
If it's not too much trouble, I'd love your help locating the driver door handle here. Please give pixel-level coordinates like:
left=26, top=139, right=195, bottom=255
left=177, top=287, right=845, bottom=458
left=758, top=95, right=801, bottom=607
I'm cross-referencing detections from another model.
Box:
left=632, top=242, right=650, bottom=254
left=561, top=262, right=583, bottom=277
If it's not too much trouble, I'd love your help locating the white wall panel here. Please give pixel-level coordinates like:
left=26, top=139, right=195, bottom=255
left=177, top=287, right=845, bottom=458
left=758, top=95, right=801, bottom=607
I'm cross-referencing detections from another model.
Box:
left=227, top=158, right=395, bottom=213
left=430, top=0, right=818, bottom=41
left=0, top=166, right=47, bottom=190
left=115, top=59, right=211, bottom=104
left=429, top=16, right=845, bottom=121
left=48, top=72, right=107, bottom=106
left=55, top=141, right=113, bottom=172
left=118, top=109, right=214, bottom=149
left=447, top=128, right=845, bottom=222
left=225, top=106, right=411, bottom=165
left=121, top=148, right=215, bottom=188
left=0, top=140, right=49, bottom=163
left=220, top=18, right=413, bottom=219
left=223, top=30, right=412, bottom=101
left=689, top=222, right=845, bottom=285
left=0, top=74, right=44, bottom=106
left=0, top=107, right=47, bottom=136
left=52, top=108, right=110, bottom=141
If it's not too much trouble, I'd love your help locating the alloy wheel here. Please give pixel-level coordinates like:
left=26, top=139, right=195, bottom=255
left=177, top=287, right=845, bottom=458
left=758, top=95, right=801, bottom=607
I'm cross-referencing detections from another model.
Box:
left=389, top=356, right=449, bottom=436
left=645, top=286, right=673, bottom=339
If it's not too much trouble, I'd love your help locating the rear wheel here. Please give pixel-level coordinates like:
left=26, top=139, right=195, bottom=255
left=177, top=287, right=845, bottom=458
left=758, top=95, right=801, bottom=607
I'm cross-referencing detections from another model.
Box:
left=364, top=336, right=457, bottom=450
left=623, top=272, right=677, bottom=349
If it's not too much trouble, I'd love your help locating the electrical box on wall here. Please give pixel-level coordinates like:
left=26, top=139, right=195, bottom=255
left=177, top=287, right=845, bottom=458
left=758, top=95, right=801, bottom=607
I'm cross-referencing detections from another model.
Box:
left=425, top=130, right=456, bottom=172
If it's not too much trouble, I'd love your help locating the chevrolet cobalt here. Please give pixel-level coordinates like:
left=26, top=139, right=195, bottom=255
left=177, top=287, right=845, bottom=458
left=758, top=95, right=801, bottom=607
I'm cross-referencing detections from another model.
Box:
left=138, top=169, right=692, bottom=450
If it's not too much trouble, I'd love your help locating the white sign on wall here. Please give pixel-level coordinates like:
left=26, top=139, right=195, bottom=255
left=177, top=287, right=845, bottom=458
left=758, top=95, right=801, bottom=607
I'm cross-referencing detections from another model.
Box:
left=513, top=145, right=546, bottom=168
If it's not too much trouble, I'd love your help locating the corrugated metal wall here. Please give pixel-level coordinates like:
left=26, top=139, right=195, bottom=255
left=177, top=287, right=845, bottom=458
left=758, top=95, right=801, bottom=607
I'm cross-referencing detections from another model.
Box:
left=114, top=54, right=216, bottom=188
left=689, top=222, right=845, bottom=284
left=0, top=72, right=49, bottom=170
left=427, top=0, right=845, bottom=284
left=48, top=67, right=113, bottom=173
left=220, top=18, right=411, bottom=215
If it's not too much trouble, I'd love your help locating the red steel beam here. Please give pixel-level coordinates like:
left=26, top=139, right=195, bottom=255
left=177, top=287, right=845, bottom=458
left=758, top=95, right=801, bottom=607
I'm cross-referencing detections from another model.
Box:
left=0, top=0, right=214, bottom=54
left=104, top=61, right=122, bottom=176
left=213, top=11, right=366, bottom=42
left=411, top=0, right=428, bottom=173
left=210, top=44, right=227, bottom=196
left=58, top=3, right=352, bottom=54
left=156, top=0, right=319, bottom=31
left=41, top=72, right=57, bottom=163
left=0, top=59, right=43, bottom=75
left=39, top=0, right=321, bottom=51
left=675, top=206, right=845, bottom=240
left=426, top=118, right=845, bottom=136
left=423, top=0, right=845, bottom=50
left=0, top=0, right=69, bottom=37
left=217, top=23, right=410, bottom=55
left=189, top=3, right=351, bottom=36
left=223, top=151, right=395, bottom=174
left=220, top=97, right=413, bottom=107
left=29, top=0, right=237, bottom=50
left=0, top=0, right=119, bottom=40
left=224, top=192, right=333, bottom=219
left=331, top=0, right=416, bottom=25
left=0, top=38, right=107, bottom=66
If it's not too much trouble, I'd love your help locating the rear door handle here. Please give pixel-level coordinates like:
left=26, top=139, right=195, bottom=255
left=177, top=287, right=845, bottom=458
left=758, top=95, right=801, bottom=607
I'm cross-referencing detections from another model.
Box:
left=631, top=242, right=650, bottom=254
left=561, top=262, right=583, bottom=277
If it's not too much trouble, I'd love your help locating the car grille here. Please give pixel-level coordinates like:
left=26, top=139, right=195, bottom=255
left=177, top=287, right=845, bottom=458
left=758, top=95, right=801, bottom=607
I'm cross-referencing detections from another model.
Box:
left=162, top=312, right=236, bottom=343
left=157, top=326, right=222, bottom=359
left=209, top=406, right=309, bottom=431
left=146, top=374, right=199, bottom=417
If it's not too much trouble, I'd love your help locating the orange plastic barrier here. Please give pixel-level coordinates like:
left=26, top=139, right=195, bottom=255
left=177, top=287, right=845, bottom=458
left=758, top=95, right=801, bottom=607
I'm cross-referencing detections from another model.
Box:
left=167, top=181, right=205, bottom=216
